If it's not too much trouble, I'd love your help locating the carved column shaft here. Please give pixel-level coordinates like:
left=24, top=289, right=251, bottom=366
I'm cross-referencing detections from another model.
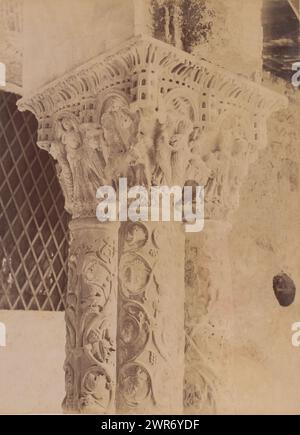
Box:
left=117, top=222, right=185, bottom=413
left=184, top=221, right=233, bottom=414
left=64, top=219, right=118, bottom=413
left=64, top=219, right=186, bottom=414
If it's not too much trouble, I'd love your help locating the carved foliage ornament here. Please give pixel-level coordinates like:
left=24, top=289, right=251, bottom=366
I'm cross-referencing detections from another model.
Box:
left=18, top=36, right=285, bottom=120
left=63, top=234, right=117, bottom=413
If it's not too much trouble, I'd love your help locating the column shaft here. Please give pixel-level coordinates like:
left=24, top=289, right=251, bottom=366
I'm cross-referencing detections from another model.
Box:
left=117, top=222, right=185, bottom=413
left=184, top=220, right=233, bottom=414
left=63, top=219, right=119, bottom=414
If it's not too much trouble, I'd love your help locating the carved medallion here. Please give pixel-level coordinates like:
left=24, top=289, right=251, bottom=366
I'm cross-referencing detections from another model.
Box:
left=119, top=253, right=152, bottom=298
left=122, top=222, right=148, bottom=252
left=118, top=302, right=150, bottom=363
left=118, top=363, right=153, bottom=408
left=79, top=366, right=112, bottom=412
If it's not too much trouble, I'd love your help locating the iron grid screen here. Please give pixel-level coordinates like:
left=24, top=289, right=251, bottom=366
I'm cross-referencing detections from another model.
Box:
left=0, top=91, right=69, bottom=310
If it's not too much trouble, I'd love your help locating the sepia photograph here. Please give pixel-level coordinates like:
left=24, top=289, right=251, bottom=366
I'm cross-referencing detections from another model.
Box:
left=0, top=0, right=300, bottom=418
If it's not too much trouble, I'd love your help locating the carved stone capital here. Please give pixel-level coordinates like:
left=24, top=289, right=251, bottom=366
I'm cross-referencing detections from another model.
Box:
left=18, top=36, right=287, bottom=219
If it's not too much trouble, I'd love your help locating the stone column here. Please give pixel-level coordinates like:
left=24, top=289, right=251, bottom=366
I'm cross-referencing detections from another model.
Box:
left=18, top=36, right=286, bottom=414
left=183, top=104, right=287, bottom=414
left=63, top=219, right=118, bottom=413
left=117, top=221, right=185, bottom=413
left=184, top=221, right=233, bottom=414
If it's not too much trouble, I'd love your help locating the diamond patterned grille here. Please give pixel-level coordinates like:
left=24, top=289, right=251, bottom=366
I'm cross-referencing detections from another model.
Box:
left=0, top=91, right=69, bottom=310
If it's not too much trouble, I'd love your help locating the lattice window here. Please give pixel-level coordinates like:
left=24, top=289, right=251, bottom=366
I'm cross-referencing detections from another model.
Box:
left=0, top=91, right=69, bottom=310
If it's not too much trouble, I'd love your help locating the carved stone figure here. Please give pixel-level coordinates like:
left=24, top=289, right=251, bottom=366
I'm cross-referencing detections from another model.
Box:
left=155, top=122, right=173, bottom=184
left=169, top=118, right=194, bottom=185
left=100, top=95, right=140, bottom=187
left=56, top=117, right=105, bottom=206
left=81, top=122, right=109, bottom=169
left=188, top=126, right=214, bottom=186
left=84, top=318, right=115, bottom=364
left=49, top=140, right=73, bottom=212
left=127, top=120, right=155, bottom=187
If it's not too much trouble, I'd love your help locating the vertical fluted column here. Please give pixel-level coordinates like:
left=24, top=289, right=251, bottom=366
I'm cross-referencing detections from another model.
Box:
left=117, top=221, right=185, bottom=414
left=63, top=219, right=119, bottom=414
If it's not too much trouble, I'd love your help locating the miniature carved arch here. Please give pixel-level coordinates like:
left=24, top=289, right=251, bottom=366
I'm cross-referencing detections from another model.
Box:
left=97, top=90, right=131, bottom=121
left=163, top=89, right=199, bottom=125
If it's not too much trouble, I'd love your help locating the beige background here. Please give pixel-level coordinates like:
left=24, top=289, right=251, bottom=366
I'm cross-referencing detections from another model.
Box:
left=0, top=311, right=65, bottom=414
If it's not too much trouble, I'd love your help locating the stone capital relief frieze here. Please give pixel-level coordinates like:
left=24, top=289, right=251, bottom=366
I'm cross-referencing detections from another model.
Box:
left=18, top=36, right=287, bottom=221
